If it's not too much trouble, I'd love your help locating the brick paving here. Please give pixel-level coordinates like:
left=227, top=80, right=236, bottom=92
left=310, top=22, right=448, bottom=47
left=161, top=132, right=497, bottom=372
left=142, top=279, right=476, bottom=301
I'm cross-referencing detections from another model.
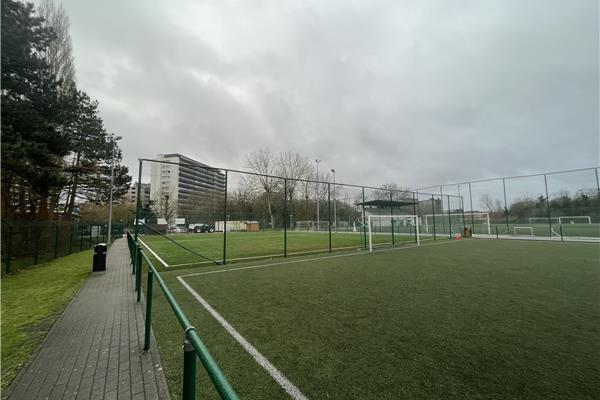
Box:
left=7, top=238, right=170, bottom=400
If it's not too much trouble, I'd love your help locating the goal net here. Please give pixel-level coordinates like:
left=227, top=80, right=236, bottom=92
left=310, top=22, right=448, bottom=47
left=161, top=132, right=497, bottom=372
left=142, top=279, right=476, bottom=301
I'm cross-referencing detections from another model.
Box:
left=558, top=216, right=591, bottom=224
left=424, top=212, right=490, bottom=235
left=368, top=215, right=420, bottom=252
left=528, top=217, right=559, bottom=224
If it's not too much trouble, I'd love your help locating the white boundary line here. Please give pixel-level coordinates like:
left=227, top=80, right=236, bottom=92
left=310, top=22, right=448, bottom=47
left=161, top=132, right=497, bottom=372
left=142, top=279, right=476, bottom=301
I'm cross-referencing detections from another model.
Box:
left=137, top=237, right=169, bottom=268
left=177, top=277, right=309, bottom=400
left=175, top=240, right=457, bottom=398
left=178, top=239, right=448, bottom=279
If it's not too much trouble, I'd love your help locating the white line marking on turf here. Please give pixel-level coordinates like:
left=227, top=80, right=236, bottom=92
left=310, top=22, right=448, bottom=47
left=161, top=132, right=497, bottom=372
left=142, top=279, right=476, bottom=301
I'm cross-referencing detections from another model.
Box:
left=176, top=239, right=454, bottom=398
left=178, top=239, right=451, bottom=279
left=176, top=239, right=453, bottom=397
left=177, top=276, right=309, bottom=400
left=137, top=237, right=169, bottom=268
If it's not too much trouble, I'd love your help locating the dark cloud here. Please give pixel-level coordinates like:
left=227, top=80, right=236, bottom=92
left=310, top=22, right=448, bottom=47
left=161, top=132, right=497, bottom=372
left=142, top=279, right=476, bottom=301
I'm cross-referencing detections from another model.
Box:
left=63, top=0, right=598, bottom=188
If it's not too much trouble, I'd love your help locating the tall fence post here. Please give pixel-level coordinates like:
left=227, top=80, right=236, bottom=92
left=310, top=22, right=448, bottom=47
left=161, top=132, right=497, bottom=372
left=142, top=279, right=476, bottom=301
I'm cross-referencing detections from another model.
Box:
left=328, top=183, right=332, bottom=252
left=390, top=190, right=395, bottom=245
left=33, top=224, right=41, bottom=264
left=5, top=225, right=12, bottom=274
left=222, top=170, right=228, bottom=265
left=469, top=183, right=475, bottom=233
left=439, top=186, right=446, bottom=234
left=502, top=178, right=509, bottom=233
left=69, top=225, right=74, bottom=255
left=431, top=195, right=437, bottom=240
left=80, top=225, right=84, bottom=251
left=496, top=225, right=499, bottom=239
left=544, top=174, right=552, bottom=237
left=54, top=223, right=60, bottom=259
left=182, top=337, right=197, bottom=400
left=144, top=268, right=153, bottom=351
left=413, top=192, right=418, bottom=244
left=447, top=196, right=452, bottom=238
left=134, top=159, right=143, bottom=243
left=136, top=247, right=142, bottom=302
left=362, top=187, right=367, bottom=249
left=283, top=179, right=287, bottom=257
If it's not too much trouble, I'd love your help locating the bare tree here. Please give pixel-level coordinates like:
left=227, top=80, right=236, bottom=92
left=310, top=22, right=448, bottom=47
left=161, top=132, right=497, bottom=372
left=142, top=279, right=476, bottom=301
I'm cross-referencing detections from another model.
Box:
left=246, top=148, right=280, bottom=229
left=37, top=0, right=76, bottom=91
left=277, top=151, right=312, bottom=209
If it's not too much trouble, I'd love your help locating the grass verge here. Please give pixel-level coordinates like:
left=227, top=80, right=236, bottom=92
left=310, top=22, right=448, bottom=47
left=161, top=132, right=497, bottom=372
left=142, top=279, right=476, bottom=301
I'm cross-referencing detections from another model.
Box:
left=1, top=250, right=92, bottom=390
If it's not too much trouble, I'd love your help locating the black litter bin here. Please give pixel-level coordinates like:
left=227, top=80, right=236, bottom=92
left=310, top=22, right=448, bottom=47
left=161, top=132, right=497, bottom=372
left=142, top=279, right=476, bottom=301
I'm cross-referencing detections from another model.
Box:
left=93, top=243, right=107, bottom=272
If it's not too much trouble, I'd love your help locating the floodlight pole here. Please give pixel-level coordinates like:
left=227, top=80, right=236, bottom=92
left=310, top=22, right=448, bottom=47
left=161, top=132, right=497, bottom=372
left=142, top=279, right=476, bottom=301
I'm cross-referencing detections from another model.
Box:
left=107, top=134, right=122, bottom=244
left=331, top=169, right=336, bottom=232
left=315, top=159, right=321, bottom=230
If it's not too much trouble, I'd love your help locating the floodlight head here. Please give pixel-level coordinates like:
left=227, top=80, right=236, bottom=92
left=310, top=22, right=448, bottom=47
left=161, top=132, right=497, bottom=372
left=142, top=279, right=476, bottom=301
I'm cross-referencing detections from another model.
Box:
left=331, top=169, right=335, bottom=173
left=114, top=135, right=123, bottom=141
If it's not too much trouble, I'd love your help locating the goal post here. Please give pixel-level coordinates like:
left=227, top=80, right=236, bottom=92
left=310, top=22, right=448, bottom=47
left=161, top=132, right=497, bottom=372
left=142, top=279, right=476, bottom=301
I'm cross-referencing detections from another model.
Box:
left=558, top=216, right=591, bottom=224
left=368, top=215, right=419, bottom=252
left=424, top=212, right=490, bottom=235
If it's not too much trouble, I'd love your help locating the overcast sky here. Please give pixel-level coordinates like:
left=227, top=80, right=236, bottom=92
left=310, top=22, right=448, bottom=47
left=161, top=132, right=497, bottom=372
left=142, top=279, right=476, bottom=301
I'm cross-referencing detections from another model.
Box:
left=62, top=0, right=598, bottom=189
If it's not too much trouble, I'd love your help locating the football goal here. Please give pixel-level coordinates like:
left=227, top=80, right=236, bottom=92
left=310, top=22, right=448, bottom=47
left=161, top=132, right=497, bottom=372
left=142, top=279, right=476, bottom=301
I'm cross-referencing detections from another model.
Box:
left=424, top=212, right=490, bottom=235
left=513, top=226, right=534, bottom=236
left=368, top=215, right=420, bottom=252
left=558, top=216, right=591, bottom=224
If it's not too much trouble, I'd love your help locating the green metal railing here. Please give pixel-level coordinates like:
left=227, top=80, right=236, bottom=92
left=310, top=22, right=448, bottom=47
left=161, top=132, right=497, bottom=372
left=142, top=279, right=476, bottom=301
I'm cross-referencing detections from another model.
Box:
left=126, top=231, right=240, bottom=400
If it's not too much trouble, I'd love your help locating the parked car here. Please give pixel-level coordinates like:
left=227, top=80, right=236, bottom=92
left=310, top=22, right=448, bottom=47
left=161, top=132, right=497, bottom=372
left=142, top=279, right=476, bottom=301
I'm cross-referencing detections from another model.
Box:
left=189, top=223, right=215, bottom=233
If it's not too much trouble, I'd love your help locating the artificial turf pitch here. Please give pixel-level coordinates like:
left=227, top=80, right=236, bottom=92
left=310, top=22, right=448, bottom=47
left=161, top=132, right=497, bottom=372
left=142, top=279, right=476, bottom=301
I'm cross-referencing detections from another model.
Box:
left=143, top=238, right=599, bottom=399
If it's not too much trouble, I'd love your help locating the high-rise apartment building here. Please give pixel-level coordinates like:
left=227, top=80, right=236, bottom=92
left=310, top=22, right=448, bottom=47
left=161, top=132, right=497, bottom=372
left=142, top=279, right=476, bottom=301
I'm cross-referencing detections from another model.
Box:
left=123, top=183, right=151, bottom=206
left=150, top=154, right=226, bottom=224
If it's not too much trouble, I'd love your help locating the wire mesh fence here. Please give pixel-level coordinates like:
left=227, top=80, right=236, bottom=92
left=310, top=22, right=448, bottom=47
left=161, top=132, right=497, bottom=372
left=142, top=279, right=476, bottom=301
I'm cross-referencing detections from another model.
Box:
left=133, top=158, right=462, bottom=267
left=1, top=221, right=124, bottom=274
left=417, top=167, right=600, bottom=240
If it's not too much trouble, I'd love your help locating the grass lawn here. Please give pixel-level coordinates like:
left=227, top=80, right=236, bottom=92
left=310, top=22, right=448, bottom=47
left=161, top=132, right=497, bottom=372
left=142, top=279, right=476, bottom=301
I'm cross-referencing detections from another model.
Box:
left=1, top=250, right=92, bottom=390
left=144, top=239, right=599, bottom=399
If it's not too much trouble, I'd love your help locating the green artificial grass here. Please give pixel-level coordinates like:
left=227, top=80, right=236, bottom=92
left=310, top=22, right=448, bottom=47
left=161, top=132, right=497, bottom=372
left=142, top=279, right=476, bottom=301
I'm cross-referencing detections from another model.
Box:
left=1, top=250, right=92, bottom=390
left=145, top=239, right=599, bottom=399
left=140, top=230, right=423, bottom=268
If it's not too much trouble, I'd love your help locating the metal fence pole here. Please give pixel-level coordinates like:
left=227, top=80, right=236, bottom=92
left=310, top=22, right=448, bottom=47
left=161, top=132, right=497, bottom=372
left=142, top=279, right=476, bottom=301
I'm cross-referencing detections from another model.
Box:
left=560, top=225, right=564, bottom=242
left=144, top=269, right=153, bottom=351
left=496, top=225, right=499, bottom=239
left=54, top=224, right=59, bottom=259
left=182, top=337, right=197, bottom=400
left=222, top=170, right=228, bottom=265
left=596, top=168, right=600, bottom=201
left=431, top=196, right=437, bottom=240
left=5, top=225, right=12, bottom=274
left=34, top=224, right=41, bottom=264
left=412, top=192, right=418, bottom=244
left=134, top=159, right=143, bottom=242
left=544, top=174, right=552, bottom=237
left=390, top=190, right=395, bottom=245
left=447, top=196, right=452, bottom=238
left=283, top=179, right=287, bottom=257
left=362, top=187, right=367, bottom=249
left=439, top=186, right=446, bottom=234
left=80, top=225, right=84, bottom=251
left=136, top=247, right=142, bottom=302
left=469, top=183, right=475, bottom=233
left=502, top=178, right=509, bottom=233
left=328, top=183, right=332, bottom=252
left=69, top=225, right=74, bottom=255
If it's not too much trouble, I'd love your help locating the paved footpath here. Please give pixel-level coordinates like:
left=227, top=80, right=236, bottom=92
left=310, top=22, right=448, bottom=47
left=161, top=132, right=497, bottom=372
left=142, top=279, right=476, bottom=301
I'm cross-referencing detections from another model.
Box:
left=7, top=238, right=170, bottom=400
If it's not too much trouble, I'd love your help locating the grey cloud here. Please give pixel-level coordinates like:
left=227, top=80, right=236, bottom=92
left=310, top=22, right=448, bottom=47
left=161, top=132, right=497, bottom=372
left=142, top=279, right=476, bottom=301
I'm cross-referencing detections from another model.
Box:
left=63, top=0, right=598, bottom=189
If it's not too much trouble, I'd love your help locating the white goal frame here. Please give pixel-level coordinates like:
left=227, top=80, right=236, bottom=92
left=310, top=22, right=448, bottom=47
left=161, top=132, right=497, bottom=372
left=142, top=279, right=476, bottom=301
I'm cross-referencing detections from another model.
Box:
left=367, top=215, right=419, bottom=252
left=424, top=212, right=490, bottom=235
left=558, top=216, right=591, bottom=224
left=513, top=226, right=534, bottom=236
